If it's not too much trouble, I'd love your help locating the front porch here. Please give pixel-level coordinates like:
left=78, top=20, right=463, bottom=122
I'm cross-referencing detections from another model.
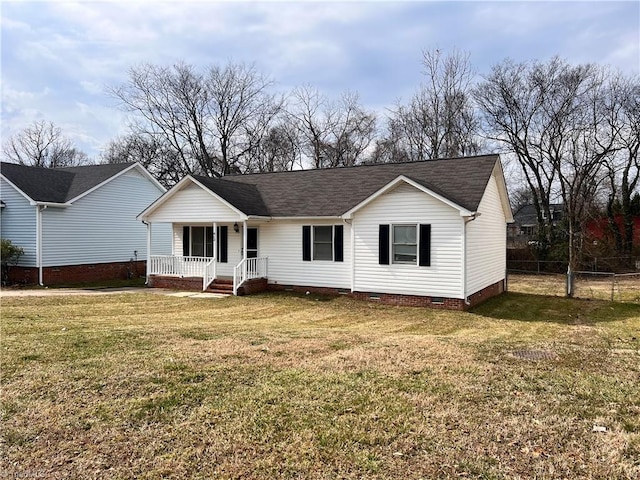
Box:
left=147, top=255, right=268, bottom=295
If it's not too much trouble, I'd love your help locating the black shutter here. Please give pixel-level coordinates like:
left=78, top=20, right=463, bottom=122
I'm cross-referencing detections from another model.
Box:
left=218, top=226, right=228, bottom=263
left=378, top=225, right=390, bottom=265
left=205, top=227, right=214, bottom=258
left=183, top=226, right=190, bottom=257
left=334, top=225, right=344, bottom=262
left=302, top=225, right=311, bottom=261
left=419, top=224, right=431, bottom=267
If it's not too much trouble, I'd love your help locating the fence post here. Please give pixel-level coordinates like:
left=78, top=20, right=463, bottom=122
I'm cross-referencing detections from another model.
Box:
left=566, top=267, right=574, bottom=297
left=611, top=273, right=615, bottom=302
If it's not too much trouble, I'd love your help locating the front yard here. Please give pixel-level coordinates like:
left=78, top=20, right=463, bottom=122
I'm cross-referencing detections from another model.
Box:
left=1, top=289, right=639, bottom=479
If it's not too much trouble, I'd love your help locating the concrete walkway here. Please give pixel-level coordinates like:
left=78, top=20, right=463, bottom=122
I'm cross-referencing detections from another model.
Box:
left=0, top=286, right=229, bottom=299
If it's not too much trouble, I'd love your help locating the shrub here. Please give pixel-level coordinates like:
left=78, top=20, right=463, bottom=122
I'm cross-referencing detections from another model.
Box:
left=1, top=238, right=24, bottom=285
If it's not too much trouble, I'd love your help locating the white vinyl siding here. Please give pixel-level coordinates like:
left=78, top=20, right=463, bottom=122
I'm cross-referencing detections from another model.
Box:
left=466, top=173, right=507, bottom=295
left=41, top=168, right=170, bottom=266
left=0, top=178, right=37, bottom=267
left=353, top=183, right=464, bottom=298
left=148, top=183, right=241, bottom=223
left=260, top=220, right=351, bottom=289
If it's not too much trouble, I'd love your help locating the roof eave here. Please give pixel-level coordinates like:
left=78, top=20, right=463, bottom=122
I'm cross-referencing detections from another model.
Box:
left=0, top=174, right=38, bottom=204
left=66, top=163, right=163, bottom=204
left=35, top=201, right=71, bottom=208
left=492, top=158, right=515, bottom=223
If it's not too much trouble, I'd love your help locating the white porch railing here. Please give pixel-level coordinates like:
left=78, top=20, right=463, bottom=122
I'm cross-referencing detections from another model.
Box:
left=203, top=258, right=216, bottom=291
left=149, top=255, right=211, bottom=278
left=233, top=257, right=268, bottom=295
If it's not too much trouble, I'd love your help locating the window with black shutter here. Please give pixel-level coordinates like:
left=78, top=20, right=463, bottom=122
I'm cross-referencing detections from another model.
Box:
left=303, top=225, right=343, bottom=262
left=379, top=223, right=431, bottom=267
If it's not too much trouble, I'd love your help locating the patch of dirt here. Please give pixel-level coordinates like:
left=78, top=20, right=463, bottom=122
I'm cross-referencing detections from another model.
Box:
left=511, top=349, right=559, bottom=361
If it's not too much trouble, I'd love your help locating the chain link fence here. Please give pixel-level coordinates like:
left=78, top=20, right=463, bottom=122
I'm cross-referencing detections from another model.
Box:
left=507, top=272, right=640, bottom=303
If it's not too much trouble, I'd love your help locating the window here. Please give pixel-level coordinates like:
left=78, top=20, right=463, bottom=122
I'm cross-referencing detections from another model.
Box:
left=392, top=225, right=417, bottom=264
left=379, top=223, right=430, bottom=267
left=313, top=226, right=333, bottom=260
left=191, top=227, right=206, bottom=257
left=182, top=226, right=227, bottom=262
left=303, top=225, right=344, bottom=262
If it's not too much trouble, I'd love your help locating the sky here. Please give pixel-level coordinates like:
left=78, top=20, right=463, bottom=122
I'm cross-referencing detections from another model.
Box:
left=1, top=0, right=639, bottom=160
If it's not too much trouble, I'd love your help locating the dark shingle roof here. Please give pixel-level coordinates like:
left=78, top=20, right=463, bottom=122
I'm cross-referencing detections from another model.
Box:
left=196, top=154, right=499, bottom=217
left=192, top=177, right=270, bottom=216
left=0, top=162, right=135, bottom=203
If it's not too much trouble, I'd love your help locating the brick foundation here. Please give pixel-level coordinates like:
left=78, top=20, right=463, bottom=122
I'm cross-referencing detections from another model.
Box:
left=268, top=279, right=506, bottom=310
left=5, top=261, right=146, bottom=286
left=148, top=275, right=204, bottom=290
left=238, top=278, right=268, bottom=296
left=147, top=276, right=269, bottom=295
left=466, top=279, right=505, bottom=308
left=144, top=276, right=506, bottom=310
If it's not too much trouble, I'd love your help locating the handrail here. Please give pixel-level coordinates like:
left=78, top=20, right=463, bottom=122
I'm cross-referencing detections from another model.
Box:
left=233, top=257, right=268, bottom=295
left=203, top=257, right=216, bottom=291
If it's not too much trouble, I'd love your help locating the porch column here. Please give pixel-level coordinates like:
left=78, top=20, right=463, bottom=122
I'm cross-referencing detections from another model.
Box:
left=213, top=222, right=217, bottom=262
left=145, top=222, right=151, bottom=284
left=243, top=221, right=248, bottom=261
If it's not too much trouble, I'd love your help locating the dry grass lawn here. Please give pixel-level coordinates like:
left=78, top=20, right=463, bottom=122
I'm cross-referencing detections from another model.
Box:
left=1, top=286, right=639, bottom=479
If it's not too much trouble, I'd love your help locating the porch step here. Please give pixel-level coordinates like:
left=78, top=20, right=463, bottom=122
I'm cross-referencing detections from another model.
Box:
left=206, top=280, right=234, bottom=294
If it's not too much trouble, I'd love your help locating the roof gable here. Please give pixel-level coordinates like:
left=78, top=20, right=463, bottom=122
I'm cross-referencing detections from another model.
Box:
left=0, top=162, right=142, bottom=204
left=138, top=175, right=249, bottom=220
left=343, top=175, right=475, bottom=218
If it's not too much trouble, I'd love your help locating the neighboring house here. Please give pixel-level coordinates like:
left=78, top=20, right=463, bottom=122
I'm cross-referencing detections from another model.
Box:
left=585, top=214, right=640, bottom=246
left=139, top=154, right=513, bottom=310
left=507, top=203, right=565, bottom=248
left=0, top=162, right=172, bottom=285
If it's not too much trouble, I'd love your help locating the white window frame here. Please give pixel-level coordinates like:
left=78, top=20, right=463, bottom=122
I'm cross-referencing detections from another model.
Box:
left=392, top=224, right=418, bottom=265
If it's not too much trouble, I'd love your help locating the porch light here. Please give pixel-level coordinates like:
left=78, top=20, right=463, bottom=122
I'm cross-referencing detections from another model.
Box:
left=233, top=222, right=239, bottom=233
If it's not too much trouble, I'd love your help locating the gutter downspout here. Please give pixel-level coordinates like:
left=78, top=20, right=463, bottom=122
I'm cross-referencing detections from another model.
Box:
left=36, top=205, right=46, bottom=286
left=343, top=218, right=354, bottom=292
left=463, top=212, right=479, bottom=306
left=143, top=221, right=151, bottom=285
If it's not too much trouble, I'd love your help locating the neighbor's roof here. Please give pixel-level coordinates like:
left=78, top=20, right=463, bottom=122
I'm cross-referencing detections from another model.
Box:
left=0, top=162, right=138, bottom=204
left=191, top=154, right=501, bottom=217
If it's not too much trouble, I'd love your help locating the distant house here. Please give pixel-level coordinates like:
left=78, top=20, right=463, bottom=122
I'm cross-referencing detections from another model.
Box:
left=585, top=214, right=640, bottom=247
left=507, top=203, right=565, bottom=248
left=0, top=162, right=171, bottom=285
left=139, top=154, right=513, bottom=310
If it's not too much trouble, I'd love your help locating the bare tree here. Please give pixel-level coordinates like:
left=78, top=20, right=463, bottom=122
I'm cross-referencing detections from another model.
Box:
left=109, top=61, right=282, bottom=178
left=322, top=91, right=377, bottom=167
left=368, top=117, right=412, bottom=164
left=475, top=57, right=621, bottom=293
left=207, top=63, right=284, bottom=174
left=288, top=85, right=337, bottom=168
left=386, top=48, right=481, bottom=162
left=101, top=133, right=185, bottom=187
left=2, top=120, right=88, bottom=168
left=601, top=74, right=640, bottom=254
left=247, top=118, right=302, bottom=173
left=289, top=86, right=376, bottom=168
